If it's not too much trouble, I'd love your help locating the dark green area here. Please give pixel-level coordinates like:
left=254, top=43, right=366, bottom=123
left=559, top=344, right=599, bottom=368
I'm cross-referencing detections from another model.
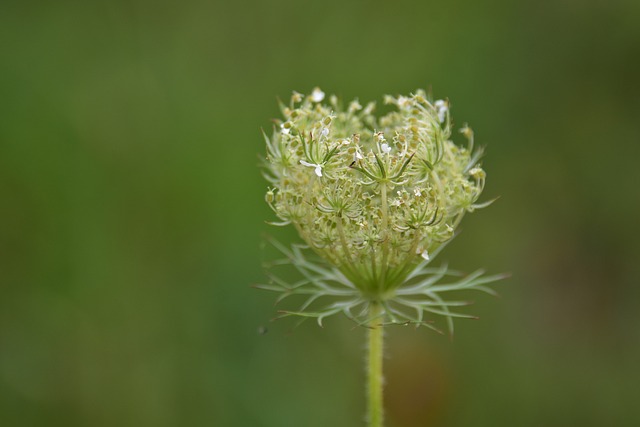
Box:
left=1, top=0, right=639, bottom=425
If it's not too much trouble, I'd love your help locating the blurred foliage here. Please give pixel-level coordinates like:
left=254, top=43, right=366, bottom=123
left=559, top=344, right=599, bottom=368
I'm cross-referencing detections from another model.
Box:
left=1, top=0, right=639, bottom=426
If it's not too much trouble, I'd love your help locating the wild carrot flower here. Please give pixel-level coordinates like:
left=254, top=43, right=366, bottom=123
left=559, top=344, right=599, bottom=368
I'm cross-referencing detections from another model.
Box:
left=260, top=88, right=502, bottom=329
left=258, top=87, right=505, bottom=427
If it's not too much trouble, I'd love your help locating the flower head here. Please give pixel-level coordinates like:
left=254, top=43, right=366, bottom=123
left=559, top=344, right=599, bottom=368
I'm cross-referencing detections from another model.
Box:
left=260, top=88, right=504, bottom=333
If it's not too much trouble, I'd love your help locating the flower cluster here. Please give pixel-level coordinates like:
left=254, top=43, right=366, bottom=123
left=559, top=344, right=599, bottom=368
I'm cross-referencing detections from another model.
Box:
left=260, top=88, right=503, bottom=333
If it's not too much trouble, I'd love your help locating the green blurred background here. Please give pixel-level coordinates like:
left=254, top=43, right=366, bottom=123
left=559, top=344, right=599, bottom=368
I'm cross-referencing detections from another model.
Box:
left=1, top=0, right=639, bottom=426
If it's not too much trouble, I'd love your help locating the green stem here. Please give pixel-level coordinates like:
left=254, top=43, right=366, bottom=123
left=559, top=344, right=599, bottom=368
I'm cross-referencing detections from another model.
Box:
left=335, top=214, right=358, bottom=278
left=367, top=302, right=384, bottom=427
left=379, top=183, right=390, bottom=289
left=387, top=230, right=422, bottom=287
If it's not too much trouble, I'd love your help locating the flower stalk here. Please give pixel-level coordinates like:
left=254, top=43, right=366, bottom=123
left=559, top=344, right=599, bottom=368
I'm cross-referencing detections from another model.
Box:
left=367, top=302, right=384, bottom=427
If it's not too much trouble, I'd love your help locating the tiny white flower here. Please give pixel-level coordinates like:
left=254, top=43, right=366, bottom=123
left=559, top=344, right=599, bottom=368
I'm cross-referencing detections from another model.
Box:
left=416, top=246, right=430, bottom=261
left=434, top=99, right=448, bottom=123
left=311, top=87, right=325, bottom=102
left=414, top=188, right=422, bottom=197
left=460, top=125, right=473, bottom=139
left=349, top=144, right=364, bottom=162
left=281, top=121, right=293, bottom=135
left=469, top=167, right=485, bottom=179
left=300, top=160, right=323, bottom=177
left=381, top=143, right=391, bottom=154
left=397, top=96, right=411, bottom=109
left=348, top=100, right=362, bottom=113
left=291, top=91, right=303, bottom=103
left=320, top=127, right=329, bottom=138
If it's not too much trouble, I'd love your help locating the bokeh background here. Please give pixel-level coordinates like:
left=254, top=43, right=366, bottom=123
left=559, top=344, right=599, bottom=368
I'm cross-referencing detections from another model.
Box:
left=2, top=0, right=640, bottom=426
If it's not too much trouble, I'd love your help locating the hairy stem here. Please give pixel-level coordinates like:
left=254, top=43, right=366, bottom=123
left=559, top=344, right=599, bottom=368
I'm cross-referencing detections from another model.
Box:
left=367, top=302, right=384, bottom=427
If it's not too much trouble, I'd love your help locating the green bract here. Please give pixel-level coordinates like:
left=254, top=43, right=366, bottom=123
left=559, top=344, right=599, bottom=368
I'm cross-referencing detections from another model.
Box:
left=260, top=88, right=504, bottom=334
